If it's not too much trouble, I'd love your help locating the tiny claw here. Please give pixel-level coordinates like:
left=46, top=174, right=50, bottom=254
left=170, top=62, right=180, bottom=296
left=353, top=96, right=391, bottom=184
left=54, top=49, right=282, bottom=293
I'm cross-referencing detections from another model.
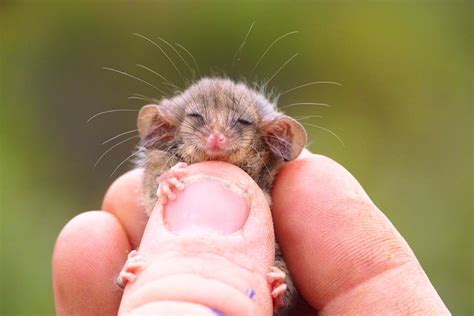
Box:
left=115, top=251, right=145, bottom=289
left=271, top=283, right=287, bottom=311
left=116, top=272, right=136, bottom=289
left=156, top=162, right=188, bottom=205
left=271, top=284, right=287, bottom=298
left=162, top=184, right=176, bottom=200
left=169, top=178, right=185, bottom=190
left=267, top=266, right=288, bottom=311
left=125, top=258, right=145, bottom=269
left=267, top=270, right=285, bottom=284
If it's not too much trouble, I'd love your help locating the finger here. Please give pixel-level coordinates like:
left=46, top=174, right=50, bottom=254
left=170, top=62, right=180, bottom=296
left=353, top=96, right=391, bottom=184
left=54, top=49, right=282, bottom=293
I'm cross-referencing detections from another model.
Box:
left=272, top=154, right=449, bottom=314
left=102, top=168, right=147, bottom=248
left=52, top=211, right=130, bottom=315
left=119, top=161, right=275, bottom=315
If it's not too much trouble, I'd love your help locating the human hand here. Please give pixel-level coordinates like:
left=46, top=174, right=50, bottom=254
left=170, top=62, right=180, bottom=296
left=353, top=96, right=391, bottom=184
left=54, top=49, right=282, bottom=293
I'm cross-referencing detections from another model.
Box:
left=53, top=153, right=450, bottom=315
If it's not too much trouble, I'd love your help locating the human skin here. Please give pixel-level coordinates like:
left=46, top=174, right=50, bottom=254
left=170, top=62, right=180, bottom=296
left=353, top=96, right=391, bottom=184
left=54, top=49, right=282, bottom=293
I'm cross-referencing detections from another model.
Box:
left=52, top=153, right=450, bottom=315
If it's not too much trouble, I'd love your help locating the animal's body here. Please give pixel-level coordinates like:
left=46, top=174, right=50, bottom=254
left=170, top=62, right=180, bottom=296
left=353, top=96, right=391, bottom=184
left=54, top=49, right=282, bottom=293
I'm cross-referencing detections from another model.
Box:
left=119, top=77, right=307, bottom=315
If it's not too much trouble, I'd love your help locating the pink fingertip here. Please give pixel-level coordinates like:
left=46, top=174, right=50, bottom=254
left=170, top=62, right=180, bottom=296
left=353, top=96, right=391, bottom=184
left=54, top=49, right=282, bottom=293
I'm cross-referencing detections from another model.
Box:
left=164, top=178, right=249, bottom=235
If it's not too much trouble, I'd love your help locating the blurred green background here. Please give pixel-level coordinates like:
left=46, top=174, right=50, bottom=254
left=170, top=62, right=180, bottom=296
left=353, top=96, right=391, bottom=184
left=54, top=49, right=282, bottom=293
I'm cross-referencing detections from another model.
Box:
left=1, top=1, right=472, bottom=315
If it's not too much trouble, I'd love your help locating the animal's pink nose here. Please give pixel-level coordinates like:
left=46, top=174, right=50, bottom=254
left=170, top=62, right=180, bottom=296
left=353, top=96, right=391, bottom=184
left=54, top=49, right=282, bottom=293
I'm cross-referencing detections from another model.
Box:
left=207, top=133, right=226, bottom=148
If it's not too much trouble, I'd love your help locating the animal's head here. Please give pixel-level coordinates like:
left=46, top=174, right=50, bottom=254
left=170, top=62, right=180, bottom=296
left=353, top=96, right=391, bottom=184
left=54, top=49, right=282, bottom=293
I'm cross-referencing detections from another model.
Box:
left=137, top=78, right=307, bottom=164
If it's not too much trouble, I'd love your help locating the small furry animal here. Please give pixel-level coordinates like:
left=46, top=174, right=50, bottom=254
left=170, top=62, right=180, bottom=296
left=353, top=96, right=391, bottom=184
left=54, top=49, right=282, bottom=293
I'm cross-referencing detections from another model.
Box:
left=120, top=77, right=307, bottom=315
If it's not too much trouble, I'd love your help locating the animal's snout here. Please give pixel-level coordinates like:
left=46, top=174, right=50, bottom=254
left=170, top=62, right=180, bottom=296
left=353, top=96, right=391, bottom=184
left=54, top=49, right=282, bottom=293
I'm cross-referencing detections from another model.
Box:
left=207, top=132, right=227, bottom=149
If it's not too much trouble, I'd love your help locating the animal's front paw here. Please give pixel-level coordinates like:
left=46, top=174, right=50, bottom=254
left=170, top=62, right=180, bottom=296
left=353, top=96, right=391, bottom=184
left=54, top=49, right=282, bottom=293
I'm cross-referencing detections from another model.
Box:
left=157, top=162, right=188, bottom=205
left=267, top=266, right=288, bottom=312
left=115, top=250, right=146, bottom=289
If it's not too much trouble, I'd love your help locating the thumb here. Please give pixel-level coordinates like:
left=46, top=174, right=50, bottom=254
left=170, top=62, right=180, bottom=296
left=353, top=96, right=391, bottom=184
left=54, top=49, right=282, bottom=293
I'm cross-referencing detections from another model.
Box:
left=118, top=161, right=275, bottom=315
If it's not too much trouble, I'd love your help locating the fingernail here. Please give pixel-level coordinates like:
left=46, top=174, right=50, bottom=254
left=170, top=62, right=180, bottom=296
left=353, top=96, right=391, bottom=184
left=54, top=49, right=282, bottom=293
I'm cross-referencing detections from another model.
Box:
left=164, top=177, right=249, bottom=235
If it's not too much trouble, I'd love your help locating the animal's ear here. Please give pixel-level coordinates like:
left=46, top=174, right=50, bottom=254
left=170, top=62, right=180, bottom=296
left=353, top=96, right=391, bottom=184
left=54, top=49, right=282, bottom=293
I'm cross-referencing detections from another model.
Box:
left=261, top=115, right=307, bottom=161
left=137, top=104, right=177, bottom=146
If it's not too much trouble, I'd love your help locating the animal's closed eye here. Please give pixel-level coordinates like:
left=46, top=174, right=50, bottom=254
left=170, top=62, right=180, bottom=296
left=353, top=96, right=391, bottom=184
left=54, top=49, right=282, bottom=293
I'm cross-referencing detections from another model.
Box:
left=237, top=118, right=253, bottom=126
left=187, top=113, right=204, bottom=119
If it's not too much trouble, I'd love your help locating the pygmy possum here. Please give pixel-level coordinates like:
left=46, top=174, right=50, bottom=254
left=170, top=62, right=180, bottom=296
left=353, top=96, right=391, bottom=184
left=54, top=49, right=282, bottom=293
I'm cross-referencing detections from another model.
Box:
left=116, top=77, right=307, bottom=315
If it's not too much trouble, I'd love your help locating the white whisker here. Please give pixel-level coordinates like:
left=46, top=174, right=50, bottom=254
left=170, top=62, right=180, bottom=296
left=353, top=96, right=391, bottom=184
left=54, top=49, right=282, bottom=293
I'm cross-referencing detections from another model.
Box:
left=279, top=81, right=342, bottom=97
left=293, top=115, right=323, bottom=121
left=279, top=102, right=331, bottom=110
left=94, top=135, right=139, bottom=169
left=130, top=93, right=158, bottom=103
left=158, top=37, right=195, bottom=78
left=87, top=109, right=138, bottom=123
left=136, top=64, right=171, bottom=84
left=110, top=151, right=140, bottom=178
left=133, top=33, right=186, bottom=84
left=174, top=42, right=201, bottom=78
left=232, top=22, right=256, bottom=71
left=302, top=122, right=345, bottom=148
left=162, top=82, right=182, bottom=91
left=102, top=129, right=139, bottom=145
left=265, top=53, right=298, bottom=86
left=102, top=67, right=168, bottom=95
left=250, top=31, right=299, bottom=77
left=128, top=96, right=149, bottom=102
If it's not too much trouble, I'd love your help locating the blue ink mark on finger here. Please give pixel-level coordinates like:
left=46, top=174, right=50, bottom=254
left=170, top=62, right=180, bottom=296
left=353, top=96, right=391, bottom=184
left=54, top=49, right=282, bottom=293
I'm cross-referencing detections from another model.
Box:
left=246, top=288, right=256, bottom=299
left=211, top=308, right=224, bottom=316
